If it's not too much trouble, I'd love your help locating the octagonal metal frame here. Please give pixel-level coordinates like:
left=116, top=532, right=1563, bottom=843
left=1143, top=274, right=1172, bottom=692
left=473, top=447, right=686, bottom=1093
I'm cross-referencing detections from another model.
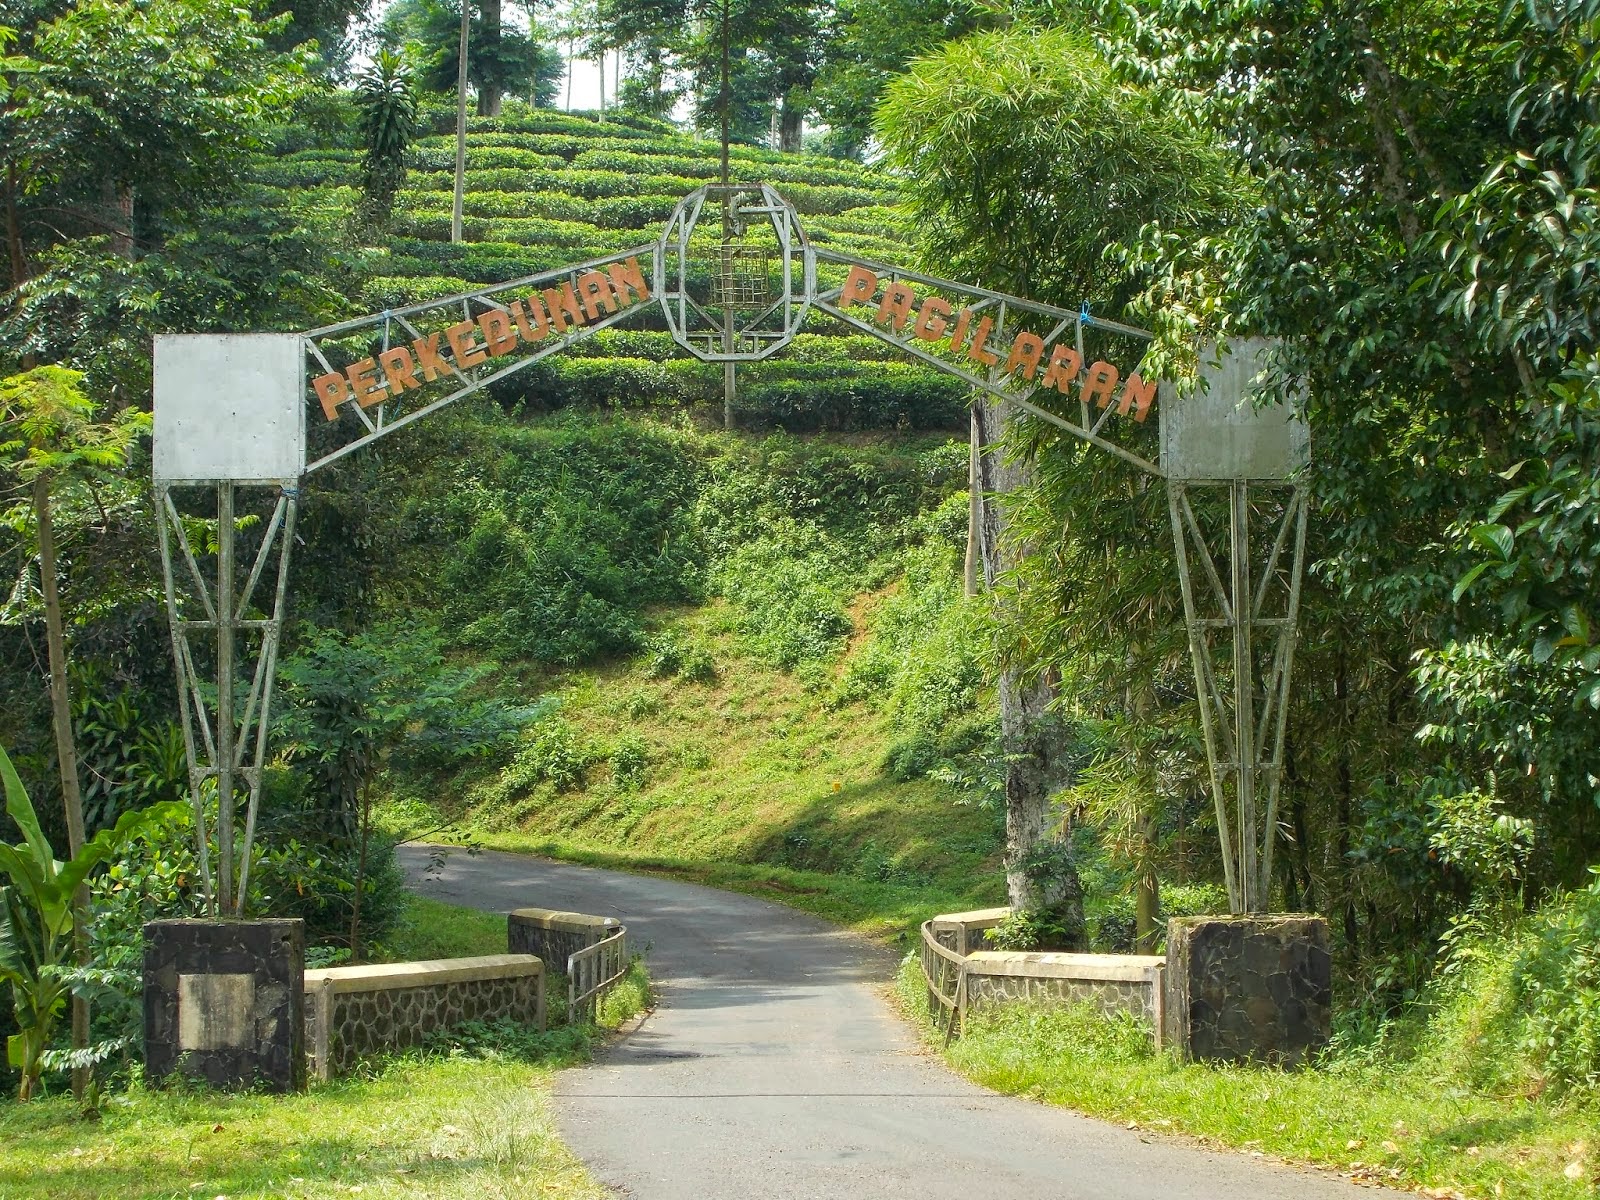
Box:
left=655, top=183, right=815, bottom=362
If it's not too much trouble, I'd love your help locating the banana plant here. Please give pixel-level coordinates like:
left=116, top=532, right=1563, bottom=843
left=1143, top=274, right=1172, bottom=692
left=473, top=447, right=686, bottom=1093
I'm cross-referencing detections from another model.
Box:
left=0, top=743, right=179, bottom=1099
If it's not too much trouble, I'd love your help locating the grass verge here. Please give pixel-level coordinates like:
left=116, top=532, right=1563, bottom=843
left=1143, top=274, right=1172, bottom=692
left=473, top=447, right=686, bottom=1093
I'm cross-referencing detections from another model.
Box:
left=893, top=957, right=1599, bottom=1200
left=0, top=897, right=651, bottom=1200
left=384, top=892, right=508, bottom=961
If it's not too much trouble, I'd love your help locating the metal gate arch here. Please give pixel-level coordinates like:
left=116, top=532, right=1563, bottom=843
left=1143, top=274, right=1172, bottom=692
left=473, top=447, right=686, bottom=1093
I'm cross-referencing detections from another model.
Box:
left=151, top=183, right=1306, bottom=918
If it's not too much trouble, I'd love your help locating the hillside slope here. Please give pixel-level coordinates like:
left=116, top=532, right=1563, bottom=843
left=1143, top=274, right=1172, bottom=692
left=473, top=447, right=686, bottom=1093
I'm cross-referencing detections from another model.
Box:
left=261, top=107, right=966, bottom=430
left=362, top=411, right=1005, bottom=936
left=266, top=108, right=1003, bottom=933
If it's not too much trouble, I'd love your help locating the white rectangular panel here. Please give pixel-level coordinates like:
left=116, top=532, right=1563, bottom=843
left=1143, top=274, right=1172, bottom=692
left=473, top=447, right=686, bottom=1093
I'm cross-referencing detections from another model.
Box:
left=1159, top=338, right=1309, bottom=481
left=153, top=334, right=306, bottom=483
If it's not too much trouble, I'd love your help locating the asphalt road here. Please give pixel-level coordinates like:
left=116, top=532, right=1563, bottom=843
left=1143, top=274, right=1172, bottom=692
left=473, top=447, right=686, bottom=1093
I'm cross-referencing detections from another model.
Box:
left=400, top=846, right=1376, bottom=1200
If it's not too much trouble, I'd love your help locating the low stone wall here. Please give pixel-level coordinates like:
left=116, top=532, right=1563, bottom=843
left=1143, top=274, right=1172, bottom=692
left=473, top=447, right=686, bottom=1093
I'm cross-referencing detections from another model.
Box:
left=964, top=951, right=1165, bottom=1043
left=304, top=954, right=545, bottom=1080
left=508, top=907, right=619, bottom=971
left=928, top=906, right=1009, bottom=956
left=924, top=907, right=1333, bottom=1064
left=919, top=908, right=1165, bottom=1045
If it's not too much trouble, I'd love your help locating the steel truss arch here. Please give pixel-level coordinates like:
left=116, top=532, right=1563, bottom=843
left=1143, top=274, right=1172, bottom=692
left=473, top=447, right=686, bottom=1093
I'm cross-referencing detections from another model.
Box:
left=152, top=183, right=1306, bottom=917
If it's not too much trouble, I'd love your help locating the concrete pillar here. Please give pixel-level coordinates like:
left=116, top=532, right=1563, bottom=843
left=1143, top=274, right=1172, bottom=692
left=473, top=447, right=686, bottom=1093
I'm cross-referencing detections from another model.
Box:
left=1164, top=914, right=1330, bottom=1066
left=143, top=918, right=305, bottom=1092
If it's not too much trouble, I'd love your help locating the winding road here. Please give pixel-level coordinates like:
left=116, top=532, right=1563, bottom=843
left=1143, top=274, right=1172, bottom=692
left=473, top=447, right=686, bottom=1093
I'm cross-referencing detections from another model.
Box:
left=399, top=846, right=1375, bottom=1200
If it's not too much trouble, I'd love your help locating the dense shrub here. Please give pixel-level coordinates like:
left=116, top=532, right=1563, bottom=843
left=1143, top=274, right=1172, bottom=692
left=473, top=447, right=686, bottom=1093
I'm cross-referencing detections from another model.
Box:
left=358, top=273, right=473, bottom=308
left=587, top=194, right=682, bottom=229
left=1425, top=874, right=1600, bottom=1096
left=421, top=419, right=706, bottom=663
left=644, top=632, right=716, bottom=682
left=712, top=519, right=855, bottom=668
left=806, top=206, right=910, bottom=238
left=408, top=164, right=568, bottom=192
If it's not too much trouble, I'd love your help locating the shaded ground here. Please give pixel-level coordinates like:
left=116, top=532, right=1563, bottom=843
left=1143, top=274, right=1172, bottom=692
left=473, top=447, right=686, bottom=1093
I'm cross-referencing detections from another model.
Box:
left=400, top=845, right=1381, bottom=1200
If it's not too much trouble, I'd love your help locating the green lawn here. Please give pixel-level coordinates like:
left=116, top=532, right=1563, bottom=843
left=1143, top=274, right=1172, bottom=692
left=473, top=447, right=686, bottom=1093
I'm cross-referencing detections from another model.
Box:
left=0, top=1056, right=605, bottom=1200
left=0, top=896, right=650, bottom=1200
left=894, top=958, right=1600, bottom=1200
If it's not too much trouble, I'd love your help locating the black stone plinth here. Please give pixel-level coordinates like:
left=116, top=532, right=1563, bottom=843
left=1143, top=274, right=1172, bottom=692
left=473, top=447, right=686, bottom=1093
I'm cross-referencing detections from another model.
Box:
left=143, top=918, right=305, bottom=1092
left=1164, top=914, right=1330, bottom=1067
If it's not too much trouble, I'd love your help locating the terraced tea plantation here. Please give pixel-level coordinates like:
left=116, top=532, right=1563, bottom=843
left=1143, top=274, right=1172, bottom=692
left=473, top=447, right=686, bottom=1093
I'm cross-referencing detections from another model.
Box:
left=259, top=107, right=968, bottom=430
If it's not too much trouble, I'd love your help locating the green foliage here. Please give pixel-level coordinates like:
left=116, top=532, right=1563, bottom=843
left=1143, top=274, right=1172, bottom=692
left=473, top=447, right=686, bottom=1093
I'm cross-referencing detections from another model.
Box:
left=0, top=367, right=150, bottom=484
left=878, top=24, right=1243, bottom=310
left=380, top=0, right=561, bottom=111
left=1424, top=873, right=1600, bottom=1098
left=712, top=521, right=854, bottom=669
left=278, top=622, right=536, bottom=826
left=835, top=531, right=988, bottom=783
left=69, top=675, right=186, bottom=837
left=354, top=49, right=418, bottom=229
left=428, top=420, right=706, bottom=664
left=5, top=0, right=310, bottom=234
left=988, top=908, right=1077, bottom=952
left=1083, top=0, right=1600, bottom=958
left=643, top=633, right=716, bottom=682
left=608, top=734, right=650, bottom=793
left=0, top=743, right=180, bottom=1099
left=511, top=719, right=595, bottom=794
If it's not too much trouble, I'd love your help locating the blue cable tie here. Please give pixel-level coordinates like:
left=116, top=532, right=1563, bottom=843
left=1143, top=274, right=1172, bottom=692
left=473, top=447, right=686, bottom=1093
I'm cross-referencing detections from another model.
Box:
left=1079, top=302, right=1091, bottom=325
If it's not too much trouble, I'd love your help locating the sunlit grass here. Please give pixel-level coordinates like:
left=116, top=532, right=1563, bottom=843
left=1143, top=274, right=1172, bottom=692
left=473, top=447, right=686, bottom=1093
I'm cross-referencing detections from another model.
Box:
left=0, top=1055, right=606, bottom=1200
left=893, top=957, right=1600, bottom=1200
left=384, top=893, right=507, bottom=962
left=0, top=897, right=651, bottom=1200
left=384, top=598, right=1006, bottom=943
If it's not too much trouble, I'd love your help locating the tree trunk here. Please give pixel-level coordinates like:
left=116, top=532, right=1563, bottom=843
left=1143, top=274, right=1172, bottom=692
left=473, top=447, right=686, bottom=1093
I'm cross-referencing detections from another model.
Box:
left=1133, top=813, right=1160, bottom=951
left=32, top=476, right=90, bottom=1101
left=453, top=0, right=469, bottom=243
left=102, top=179, right=133, bottom=258
left=779, top=95, right=803, bottom=153
left=974, top=398, right=1085, bottom=945
left=6, top=163, right=26, bottom=289
left=349, top=781, right=372, bottom=963
left=965, top=408, right=979, bottom=597
left=477, top=0, right=503, bottom=117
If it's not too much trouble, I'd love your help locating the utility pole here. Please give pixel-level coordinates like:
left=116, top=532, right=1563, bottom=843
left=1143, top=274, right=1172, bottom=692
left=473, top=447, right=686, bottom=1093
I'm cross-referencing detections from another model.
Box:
left=720, top=0, right=735, bottom=429
left=452, top=0, right=469, bottom=244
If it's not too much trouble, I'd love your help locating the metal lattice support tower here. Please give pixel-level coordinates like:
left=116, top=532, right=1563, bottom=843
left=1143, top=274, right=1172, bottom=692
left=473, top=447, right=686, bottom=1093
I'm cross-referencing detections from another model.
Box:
left=154, top=482, right=298, bottom=915
left=1169, top=481, right=1308, bottom=912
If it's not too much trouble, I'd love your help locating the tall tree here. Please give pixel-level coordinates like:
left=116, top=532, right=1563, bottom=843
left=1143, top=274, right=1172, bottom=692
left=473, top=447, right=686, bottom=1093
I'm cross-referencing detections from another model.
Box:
left=0, top=366, right=148, bottom=1098
left=380, top=0, right=553, bottom=115
left=354, top=49, right=418, bottom=231
left=1, top=0, right=303, bottom=289
left=672, top=0, right=831, bottom=148
left=1090, top=0, right=1600, bottom=949
left=813, top=0, right=986, bottom=157
left=596, top=0, right=683, bottom=116
left=878, top=25, right=1243, bottom=927
left=277, top=625, right=535, bottom=959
